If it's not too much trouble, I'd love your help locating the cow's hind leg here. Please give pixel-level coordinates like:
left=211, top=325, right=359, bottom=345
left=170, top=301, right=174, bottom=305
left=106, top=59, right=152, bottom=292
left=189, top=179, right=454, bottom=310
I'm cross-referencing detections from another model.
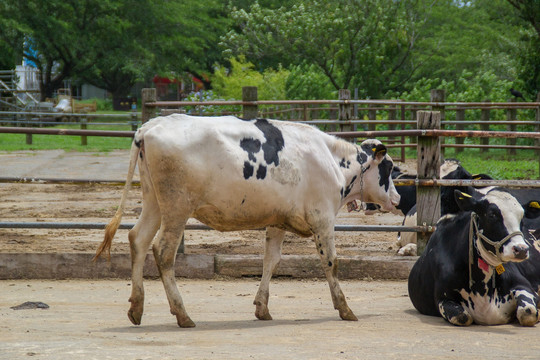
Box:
left=315, top=231, right=357, bottom=321
left=153, top=218, right=195, bottom=328
left=254, top=227, right=285, bottom=320
left=127, top=167, right=160, bottom=326
left=127, top=205, right=160, bottom=325
left=438, top=299, right=473, bottom=326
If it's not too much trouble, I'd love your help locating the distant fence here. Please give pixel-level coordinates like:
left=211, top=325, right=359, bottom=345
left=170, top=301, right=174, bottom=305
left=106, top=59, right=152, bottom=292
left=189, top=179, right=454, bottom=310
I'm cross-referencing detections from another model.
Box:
left=1, top=87, right=539, bottom=256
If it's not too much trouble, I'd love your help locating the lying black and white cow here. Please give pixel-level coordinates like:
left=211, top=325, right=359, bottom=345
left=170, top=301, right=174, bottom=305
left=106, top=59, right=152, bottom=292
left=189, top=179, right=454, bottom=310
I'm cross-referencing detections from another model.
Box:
left=396, top=159, right=492, bottom=255
left=408, top=188, right=540, bottom=326
left=94, top=114, right=400, bottom=327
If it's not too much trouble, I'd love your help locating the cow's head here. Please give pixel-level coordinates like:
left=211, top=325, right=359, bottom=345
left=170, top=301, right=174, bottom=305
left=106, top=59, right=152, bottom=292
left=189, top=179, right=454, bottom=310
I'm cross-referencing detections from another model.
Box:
left=357, top=140, right=400, bottom=214
left=455, top=189, right=540, bottom=262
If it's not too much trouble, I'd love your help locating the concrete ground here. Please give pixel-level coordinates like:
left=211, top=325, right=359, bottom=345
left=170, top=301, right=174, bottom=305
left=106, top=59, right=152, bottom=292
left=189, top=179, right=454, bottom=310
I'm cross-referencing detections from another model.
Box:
left=2, top=279, right=540, bottom=360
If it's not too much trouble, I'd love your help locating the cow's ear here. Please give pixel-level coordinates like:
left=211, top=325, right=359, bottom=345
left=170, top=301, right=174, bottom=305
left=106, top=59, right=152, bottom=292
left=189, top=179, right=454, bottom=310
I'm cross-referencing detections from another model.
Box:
left=372, top=144, right=387, bottom=161
left=524, top=200, right=540, bottom=219
left=454, top=190, right=477, bottom=211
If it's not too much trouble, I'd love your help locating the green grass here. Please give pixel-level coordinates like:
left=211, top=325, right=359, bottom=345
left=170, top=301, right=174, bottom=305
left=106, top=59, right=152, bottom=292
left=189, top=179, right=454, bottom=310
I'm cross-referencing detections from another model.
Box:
left=1, top=122, right=538, bottom=180
left=0, top=123, right=133, bottom=152
left=392, top=146, right=539, bottom=180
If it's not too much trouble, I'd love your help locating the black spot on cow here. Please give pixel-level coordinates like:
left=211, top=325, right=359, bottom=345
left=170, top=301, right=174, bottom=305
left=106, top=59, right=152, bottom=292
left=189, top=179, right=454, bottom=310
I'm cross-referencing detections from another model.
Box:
left=357, top=150, right=368, bottom=165
left=256, top=165, right=267, bottom=179
left=360, top=143, right=374, bottom=156
left=343, top=176, right=357, bottom=198
left=339, top=158, right=351, bottom=169
left=240, top=118, right=285, bottom=180
left=254, top=119, right=284, bottom=166
left=378, top=158, right=393, bottom=191
left=243, top=161, right=254, bottom=180
left=240, top=138, right=261, bottom=162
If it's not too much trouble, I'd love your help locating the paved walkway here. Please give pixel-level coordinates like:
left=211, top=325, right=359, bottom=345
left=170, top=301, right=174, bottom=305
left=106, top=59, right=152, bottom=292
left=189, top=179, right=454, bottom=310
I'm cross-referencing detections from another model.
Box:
left=0, top=149, right=135, bottom=180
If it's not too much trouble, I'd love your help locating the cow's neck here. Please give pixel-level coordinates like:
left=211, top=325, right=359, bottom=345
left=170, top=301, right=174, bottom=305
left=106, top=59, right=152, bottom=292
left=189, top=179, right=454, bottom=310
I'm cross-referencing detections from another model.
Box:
left=468, top=214, right=503, bottom=291
left=329, top=138, right=370, bottom=204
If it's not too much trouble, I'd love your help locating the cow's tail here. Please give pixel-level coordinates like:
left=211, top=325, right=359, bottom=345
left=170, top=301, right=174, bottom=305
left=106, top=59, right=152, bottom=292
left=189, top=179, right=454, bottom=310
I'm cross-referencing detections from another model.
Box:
left=93, top=139, right=141, bottom=262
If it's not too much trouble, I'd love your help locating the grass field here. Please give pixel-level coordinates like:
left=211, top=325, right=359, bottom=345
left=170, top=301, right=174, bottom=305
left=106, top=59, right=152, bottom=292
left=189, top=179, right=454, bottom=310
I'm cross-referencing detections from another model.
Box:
left=0, top=123, right=538, bottom=180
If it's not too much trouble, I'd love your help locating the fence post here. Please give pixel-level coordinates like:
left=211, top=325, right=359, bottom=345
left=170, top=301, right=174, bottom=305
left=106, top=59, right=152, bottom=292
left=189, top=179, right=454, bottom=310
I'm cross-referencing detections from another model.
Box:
left=80, top=113, right=87, bottom=146
left=506, top=97, right=517, bottom=156
left=480, top=99, right=490, bottom=152
left=431, top=89, right=445, bottom=156
left=242, top=86, right=258, bottom=119
left=130, top=111, right=138, bottom=131
left=388, top=102, right=397, bottom=156
left=339, top=89, right=353, bottom=141
left=416, top=111, right=441, bottom=255
left=368, top=104, right=377, bottom=132
left=455, top=107, right=465, bottom=153
left=25, top=112, right=32, bottom=145
left=141, top=88, right=157, bottom=124
left=536, top=92, right=540, bottom=179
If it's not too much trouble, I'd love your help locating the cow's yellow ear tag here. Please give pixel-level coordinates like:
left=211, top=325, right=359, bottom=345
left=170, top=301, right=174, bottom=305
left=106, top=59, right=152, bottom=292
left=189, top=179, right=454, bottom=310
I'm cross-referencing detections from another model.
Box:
left=458, top=192, right=472, bottom=200
left=495, top=264, right=505, bottom=275
left=372, top=147, right=377, bottom=152
left=530, top=201, right=540, bottom=209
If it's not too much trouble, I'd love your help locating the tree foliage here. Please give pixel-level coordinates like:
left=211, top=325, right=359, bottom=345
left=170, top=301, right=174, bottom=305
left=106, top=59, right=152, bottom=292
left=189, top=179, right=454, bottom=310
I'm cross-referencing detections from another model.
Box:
left=0, top=0, right=229, bottom=99
left=211, top=56, right=289, bottom=100
left=222, top=0, right=429, bottom=98
left=0, top=0, right=125, bottom=99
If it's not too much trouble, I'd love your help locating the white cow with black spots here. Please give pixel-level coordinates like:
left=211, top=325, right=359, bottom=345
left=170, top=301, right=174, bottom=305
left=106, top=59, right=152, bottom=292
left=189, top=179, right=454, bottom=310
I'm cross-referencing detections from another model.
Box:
left=94, top=114, right=400, bottom=327
left=408, top=188, right=540, bottom=326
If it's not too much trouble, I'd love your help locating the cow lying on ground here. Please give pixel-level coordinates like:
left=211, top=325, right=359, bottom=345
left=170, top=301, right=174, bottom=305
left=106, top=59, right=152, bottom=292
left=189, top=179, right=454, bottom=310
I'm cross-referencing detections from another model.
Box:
left=408, top=188, right=540, bottom=326
left=94, top=114, right=400, bottom=327
left=396, top=159, right=492, bottom=255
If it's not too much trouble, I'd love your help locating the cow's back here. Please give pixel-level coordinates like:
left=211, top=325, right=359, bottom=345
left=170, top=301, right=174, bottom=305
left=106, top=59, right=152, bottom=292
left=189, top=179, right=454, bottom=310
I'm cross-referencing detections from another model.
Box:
left=137, top=115, right=342, bottom=234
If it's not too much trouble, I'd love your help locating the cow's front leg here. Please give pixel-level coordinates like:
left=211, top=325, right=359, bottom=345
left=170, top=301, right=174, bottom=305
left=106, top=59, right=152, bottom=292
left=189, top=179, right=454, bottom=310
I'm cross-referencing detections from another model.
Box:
left=437, top=299, right=473, bottom=326
left=513, top=289, right=539, bottom=326
left=254, top=227, right=285, bottom=320
left=153, top=220, right=195, bottom=328
left=315, top=231, right=357, bottom=321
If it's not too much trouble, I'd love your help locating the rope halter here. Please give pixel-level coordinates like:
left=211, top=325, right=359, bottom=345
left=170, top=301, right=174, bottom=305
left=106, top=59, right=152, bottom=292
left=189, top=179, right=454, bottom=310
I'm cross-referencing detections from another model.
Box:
left=468, top=212, right=524, bottom=288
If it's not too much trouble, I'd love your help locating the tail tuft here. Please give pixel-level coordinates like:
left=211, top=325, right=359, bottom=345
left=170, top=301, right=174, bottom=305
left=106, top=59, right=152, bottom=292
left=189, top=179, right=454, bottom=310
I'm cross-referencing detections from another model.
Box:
left=93, top=214, right=122, bottom=262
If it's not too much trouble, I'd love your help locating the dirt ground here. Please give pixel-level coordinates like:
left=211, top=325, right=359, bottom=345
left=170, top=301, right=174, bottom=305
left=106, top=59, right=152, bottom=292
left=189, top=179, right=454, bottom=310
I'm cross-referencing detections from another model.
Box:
left=2, top=279, right=540, bottom=360
left=0, top=151, right=416, bottom=257
left=2, top=151, right=540, bottom=359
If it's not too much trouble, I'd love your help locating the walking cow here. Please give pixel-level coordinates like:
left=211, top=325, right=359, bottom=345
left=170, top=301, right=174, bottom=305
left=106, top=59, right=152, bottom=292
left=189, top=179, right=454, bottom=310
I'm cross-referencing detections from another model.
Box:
left=94, top=114, right=400, bottom=327
left=408, top=188, right=540, bottom=326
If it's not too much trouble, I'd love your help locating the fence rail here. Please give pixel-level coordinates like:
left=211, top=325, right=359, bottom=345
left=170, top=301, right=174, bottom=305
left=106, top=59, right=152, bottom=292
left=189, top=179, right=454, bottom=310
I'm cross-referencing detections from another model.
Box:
left=2, top=87, right=539, bottom=256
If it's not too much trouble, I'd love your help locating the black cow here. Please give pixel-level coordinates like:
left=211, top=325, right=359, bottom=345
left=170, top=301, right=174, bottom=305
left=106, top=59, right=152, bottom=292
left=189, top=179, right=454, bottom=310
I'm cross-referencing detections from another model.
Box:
left=396, top=159, right=492, bottom=255
left=408, top=188, right=540, bottom=326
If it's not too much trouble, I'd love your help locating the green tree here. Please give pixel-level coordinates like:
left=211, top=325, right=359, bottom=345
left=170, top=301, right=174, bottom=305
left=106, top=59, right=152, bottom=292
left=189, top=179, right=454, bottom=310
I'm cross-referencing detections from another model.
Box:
left=0, top=0, right=127, bottom=100
left=212, top=56, right=289, bottom=100
left=0, top=0, right=230, bottom=100
left=221, top=0, right=428, bottom=98
left=506, top=0, right=540, bottom=97
left=80, top=0, right=229, bottom=98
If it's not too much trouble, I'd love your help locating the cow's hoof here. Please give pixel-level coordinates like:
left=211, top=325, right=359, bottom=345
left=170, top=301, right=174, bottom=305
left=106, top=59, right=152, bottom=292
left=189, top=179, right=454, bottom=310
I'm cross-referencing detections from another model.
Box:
left=127, top=309, right=142, bottom=325
left=177, top=316, right=196, bottom=328
left=448, top=313, right=473, bottom=326
left=517, top=307, right=538, bottom=327
left=339, top=308, right=358, bottom=321
left=255, top=307, right=273, bottom=320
